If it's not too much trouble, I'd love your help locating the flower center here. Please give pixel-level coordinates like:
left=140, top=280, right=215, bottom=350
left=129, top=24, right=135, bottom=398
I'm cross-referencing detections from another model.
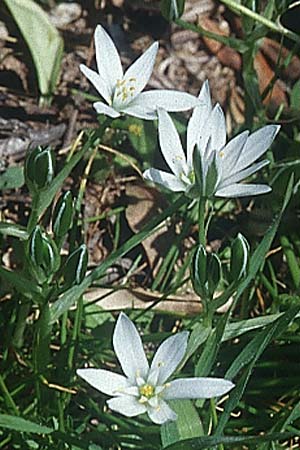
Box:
left=115, top=77, right=137, bottom=102
left=139, top=384, right=154, bottom=399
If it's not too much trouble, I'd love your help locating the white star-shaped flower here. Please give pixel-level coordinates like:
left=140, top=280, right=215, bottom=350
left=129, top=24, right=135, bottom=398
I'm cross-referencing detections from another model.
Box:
left=80, top=25, right=200, bottom=120
left=144, top=81, right=280, bottom=198
left=77, top=313, right=234, bottom=425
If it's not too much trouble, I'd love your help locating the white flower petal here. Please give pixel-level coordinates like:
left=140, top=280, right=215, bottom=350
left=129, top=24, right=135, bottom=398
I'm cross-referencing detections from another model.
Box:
left=76, top=368, right=130, bottom=396
left=120, top=101, right=157, bottom=120
left=149, top=332, right=189, bottom=385
left=187, top=80, right=212, bottom=169
left=215, top=183, right=271, bottom=198
left=94, top=24, right=123, bottom=95
left=164, top=378, right=234, bottom=400
left=197, top=104, right=226, bottom=161
left=143, top=168, right=187, bottom=192
left=93, top=101, right=121, bottom=118
left=220, top=159, right=270, bottom=188
left=107, top=395, right=147, bottom=417
left=120, top=386, right=140, bottom=397
left=235, top=125, right=280, bottom=172
left=123, top=42, right=159, bottom=100
left=209, top=103, right=227, bottom=152
left=220, top=130, right=249, bottom=175
left=158, top=108, right=188, bottom=178
left=113, top=313, right=149, bottom=382
left=80, top=65, right=111, bottom=104
left=137, top=90, right=201, bottom=112
left=147, top=400, right=177, bottom=424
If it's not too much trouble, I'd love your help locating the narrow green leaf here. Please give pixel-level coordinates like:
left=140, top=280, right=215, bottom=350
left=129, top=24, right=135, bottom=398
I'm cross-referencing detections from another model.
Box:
left=161, top=400, right=203, bottom=448
left=162, top=431, right=295, bottom=450
left=215, top=305, right=300, bottom=434
left=183, top=323, right=211, bottom=366
left=3, top=0, right=64, bottom=96
left=233, top=174, right=294, bottom=304
left=280, top=235, right=300, bottom=289
left=222, top=311, right=300, bottom=342
left=175, top=18, right=249, bottom=52
left=0, top=266, right=42, bottom=296
left=0, top=223, right=28, bottom=240
left=195, top=310, right=230, bottom=378
left=0, top=414, right=53, bottom=434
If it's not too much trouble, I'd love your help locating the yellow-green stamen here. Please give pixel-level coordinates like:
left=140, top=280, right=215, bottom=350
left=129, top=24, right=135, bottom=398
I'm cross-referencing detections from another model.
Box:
left=139, top=384, right=154, bottom=399
left=115, top=77, right=137, bottom=103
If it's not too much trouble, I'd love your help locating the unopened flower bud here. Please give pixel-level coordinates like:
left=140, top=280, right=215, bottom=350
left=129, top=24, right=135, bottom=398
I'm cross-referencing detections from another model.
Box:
left=62, top=244, right=88, bottom=288
left=53, top=191, right=73, bottom=239
left=25, top=146, right=54, bottom=191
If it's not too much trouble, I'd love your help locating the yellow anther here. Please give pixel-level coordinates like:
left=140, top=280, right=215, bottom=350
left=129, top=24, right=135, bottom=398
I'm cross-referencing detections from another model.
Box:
left=115, top=77, right=137, bottom=103
left=139, top=384, right=154, bottom=399
left=219, top=150, right=225, bottom=158
left=116, top=79, right=126, bottom=87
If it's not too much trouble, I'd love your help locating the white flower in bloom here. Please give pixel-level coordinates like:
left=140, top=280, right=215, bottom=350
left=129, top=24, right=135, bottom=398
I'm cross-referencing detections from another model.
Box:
left=77, top=313, right=234, bottom=425
left=144, top=81, right=280, bottom=198
left=80, top=25, right=200, bottom=120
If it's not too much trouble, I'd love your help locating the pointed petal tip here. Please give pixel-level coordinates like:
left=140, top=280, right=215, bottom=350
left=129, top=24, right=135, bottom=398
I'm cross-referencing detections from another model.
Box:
left=79, top=63, right=86, bottom=72
left=95, top=24, right=104, bottom=32
left=93, top=102, right=120, bottom=118
left=150, top=41, right=159, bottom=52
left=117, top=311, right=129, bottom=323
left=95, top=23, right=110, bottom=40
left=274, top=124, right=281, bottom=135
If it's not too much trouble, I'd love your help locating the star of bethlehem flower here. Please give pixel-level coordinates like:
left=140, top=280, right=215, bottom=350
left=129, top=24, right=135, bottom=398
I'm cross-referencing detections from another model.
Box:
left=77, top=313, right=234, bottom=424
left=80, top=25, right=200, bottom=120
left=143, top=80, right=281, bottom=198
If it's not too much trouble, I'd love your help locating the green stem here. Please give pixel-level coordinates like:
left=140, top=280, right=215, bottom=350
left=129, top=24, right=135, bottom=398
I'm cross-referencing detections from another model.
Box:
left=0, top=373, right=19, bottom=415
left=27, top=194, right=40, bottom=233
left=210, top=399, right=224, bottom=450
left=12, top=299, right=31, bottom=348
left=60, top=311, right=68, bottom=346
left=280, top=235, right=300, bottom=290
left=219, top=0, right=300, bottom=45
left=57, top=394, right=66, bottom=432
left=68, top=296, right=83, bottom=370
left=198, top=197, right=207, bottom=246
left=175, top=18, right=247, bottom=51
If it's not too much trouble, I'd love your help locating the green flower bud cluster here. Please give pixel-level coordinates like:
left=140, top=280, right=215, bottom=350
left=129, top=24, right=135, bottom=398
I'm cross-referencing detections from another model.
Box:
left=191, top=233, right=249, bottom=300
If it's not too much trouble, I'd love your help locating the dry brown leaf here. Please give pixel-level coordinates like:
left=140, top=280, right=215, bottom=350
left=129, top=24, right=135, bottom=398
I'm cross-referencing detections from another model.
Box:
left=125, top=182, right=173, bottom=272
left=261, top=37, right=300, bottom=81
left=84, top=286, right=232, bottom=316
left=198, top=17, right=229, bottom=54
left=84, top=286, right=202, bottom=316
left=253, top=50, right=288, bottom=109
